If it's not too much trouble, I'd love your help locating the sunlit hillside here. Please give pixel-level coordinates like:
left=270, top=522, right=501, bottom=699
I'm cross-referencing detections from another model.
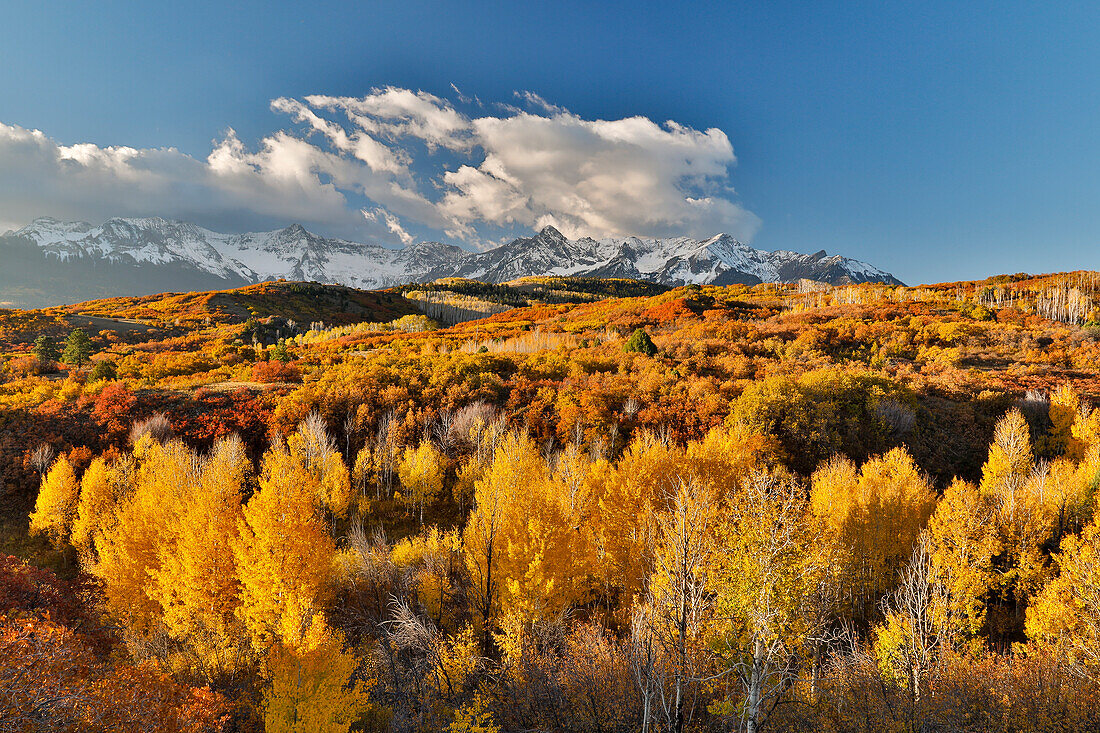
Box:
left=7, top=273, right=1100, bottom=730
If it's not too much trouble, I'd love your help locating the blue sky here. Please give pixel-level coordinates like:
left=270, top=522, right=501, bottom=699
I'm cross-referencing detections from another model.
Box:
left=1, top=0, right=1098, bottom=284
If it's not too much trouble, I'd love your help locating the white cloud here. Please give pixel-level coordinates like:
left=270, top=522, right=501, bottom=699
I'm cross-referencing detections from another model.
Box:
left=306, top=87, right=473, bottom=151
left=0, top=122, right=401, bottom=240
left=0, top=87, right=759, bottom=247
left=438, top=111, right=759, bottom=242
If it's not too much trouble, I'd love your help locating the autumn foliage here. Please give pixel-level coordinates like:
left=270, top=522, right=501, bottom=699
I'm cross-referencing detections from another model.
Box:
left=10, top=274, right=1100, bottom=730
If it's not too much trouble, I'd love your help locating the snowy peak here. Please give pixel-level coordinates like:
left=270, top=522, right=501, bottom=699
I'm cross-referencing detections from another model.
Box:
left=4, top=217, right=903, bottom=296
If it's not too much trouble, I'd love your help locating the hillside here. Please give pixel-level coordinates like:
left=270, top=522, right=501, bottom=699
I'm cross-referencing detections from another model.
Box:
left=7, top=271, right=1100, bottom=731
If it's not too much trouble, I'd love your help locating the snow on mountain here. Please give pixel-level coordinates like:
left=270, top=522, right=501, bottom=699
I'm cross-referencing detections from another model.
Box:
left=4, top=217, right=903, bottom=293
left=441, top=227, right=901, bottom=286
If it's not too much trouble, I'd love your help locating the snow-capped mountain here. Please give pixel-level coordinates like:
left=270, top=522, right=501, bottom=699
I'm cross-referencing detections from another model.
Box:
left=446, top=227, right=901, bottom=286
left=0, top=217, right=901, bottom=307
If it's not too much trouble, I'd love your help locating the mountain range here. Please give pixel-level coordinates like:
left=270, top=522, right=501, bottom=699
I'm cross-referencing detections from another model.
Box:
left=0, top=216, right=902, bottom=308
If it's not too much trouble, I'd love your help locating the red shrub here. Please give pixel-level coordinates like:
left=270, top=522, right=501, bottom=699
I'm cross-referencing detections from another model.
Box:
left=251, top=360, right=301, bottom=384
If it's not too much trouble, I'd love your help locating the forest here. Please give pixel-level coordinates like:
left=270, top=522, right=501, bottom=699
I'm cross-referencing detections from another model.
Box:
left=6, top=273, right=1100, bottom=732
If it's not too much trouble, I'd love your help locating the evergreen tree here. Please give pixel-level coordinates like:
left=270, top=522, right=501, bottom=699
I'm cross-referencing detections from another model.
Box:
left=61, top=328, right=93, bottom=368
left=623, top=328, right=658, bottom=356
left=271, top=339, right=293, bottom=364
left=33, top=334, right=60, bottom=363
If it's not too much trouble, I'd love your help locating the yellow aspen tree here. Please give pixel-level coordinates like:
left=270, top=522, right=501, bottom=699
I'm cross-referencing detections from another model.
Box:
left=1042, top=456, right=1100, bottom=540
left=496, top=443, right=579, bottom=622
left=1026, top=517, right=1100, bottom=682
left=288, top=413, right=355, bottom=518
left=398, top=441, right=445, bottom=524
left=926, top=478, right=1001, bottom=642
left=979, top=408, right=1033, bottom=498
left=94, top=439, right=198, bottom=639
left=391, top=527, right=464, bottom=628
left=872, top=536, right=949, bottom=710
left=1072, top=405, right=1100, bottom=454
left=70, top=455, right=134, bottom=560
left=548, top=443, right=600, bottom=607
left=811, top=448, right=935, bottom=625
left=591, top=431, right=686, bottom=616
left=464, top=431, right=584, bottom=647
left=352, top=446, right=373, bottom=505
left=683, top=425, right=772, bottom=499
left=233, top=444, right=337, bottom=652
left=28, top=455, right=79, bottom=549
left=644, top=479, right=715, bottom=733
left=977, top=409, right=1058, bottom=643
left=710, top=471, right=834, bottom=733
left=153, top=435, right=251, bottom=680
left=1049, top=383, right=1085, bottom=460
left=453, top=451, right=489, bottom=515
left=263, top=617, right=373, bottom=733
left=421, top=528, right=463, bottom=629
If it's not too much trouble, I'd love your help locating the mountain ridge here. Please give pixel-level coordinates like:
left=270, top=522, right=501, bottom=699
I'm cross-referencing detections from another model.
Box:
left=1, top=217, right=902, bottom=307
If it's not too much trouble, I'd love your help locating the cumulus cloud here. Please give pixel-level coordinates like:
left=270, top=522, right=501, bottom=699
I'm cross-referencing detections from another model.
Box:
left=0, top=87, right=759, bottom=247
left=0, top=122, right=408, bottom=240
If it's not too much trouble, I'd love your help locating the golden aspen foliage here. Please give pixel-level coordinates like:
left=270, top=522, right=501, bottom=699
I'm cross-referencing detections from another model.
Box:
left=447, top=693, right=501, bottom=733
left=262, top=617, right=373, bottom=733
left=434, top=624, right=480, bottom=695
left=974, top=409, right=1065, bottom=642
left=979, top=408, right=1034, bottom=497
left=398, top=441, right=446, bottom=524
left=641, top=478, right=716, bottom=731
left=547, top=443, right=602, bottom=604
left=153, top=435, right=251, bottom=680
left=233, top=443, right=337, bottom=653
left=1049, top=383, right=1085, bottom=460
left=683, top=424, right=773, bottom=500
left=28, top=455, right=79, bottom=549
left=1072, top=403, right=1100, bottom=453
left=94, top=439, right=198, bottom=639
left=709, top=470, right=836, bottom=733
left=872, top=538, right=947, bottom=698
left=926, top=478, right=1001, bottom=641
left=391, top=527, right=463, bottom=628
left=70, top=455, right=133, bottom=560
left=591, top=431, right=686, bottom=614
left=453, top=451, right=489, bottom=512
left=1041, top=456, right=1097, bottom=542
left=1026, top=518, right=1100, bottom=682
left=287, top=413, right=355, bottom=518
left=811, top=448, right=936, bottom=624
left=352, top=446, right=372, bottom=502
left=464, top=431, right=582, bottom=627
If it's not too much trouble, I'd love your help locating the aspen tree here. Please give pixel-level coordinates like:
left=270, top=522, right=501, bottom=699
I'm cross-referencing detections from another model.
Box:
left=710, top=471, right=834, bottom=733
left=979, top=408, right=1033, bottom=498
left=1026, top=517, right=1100, bottom=682
left=592, top=431, right=686, bottom=615
left=70, top=455, right=135, bottom=562
left=926, top=478, right=1001, bottom=641
left=233, top=442, right=336, bottom=652
left=398, top=441, right=445, bottom=524
left=288, top=412, right=354, bottom=518
left=645, top=479, right=714, bottom=733
left=95, top=438, right=198, bottom=638
left=28, top=455, right=79, bottom=549
left=263, top=617, right=372, bottom=733
left=154, top=435, right=251, bottom=679
left=811, top=448, right=935, bottom=625
left=1049, top=383, right=1085, bottom=460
